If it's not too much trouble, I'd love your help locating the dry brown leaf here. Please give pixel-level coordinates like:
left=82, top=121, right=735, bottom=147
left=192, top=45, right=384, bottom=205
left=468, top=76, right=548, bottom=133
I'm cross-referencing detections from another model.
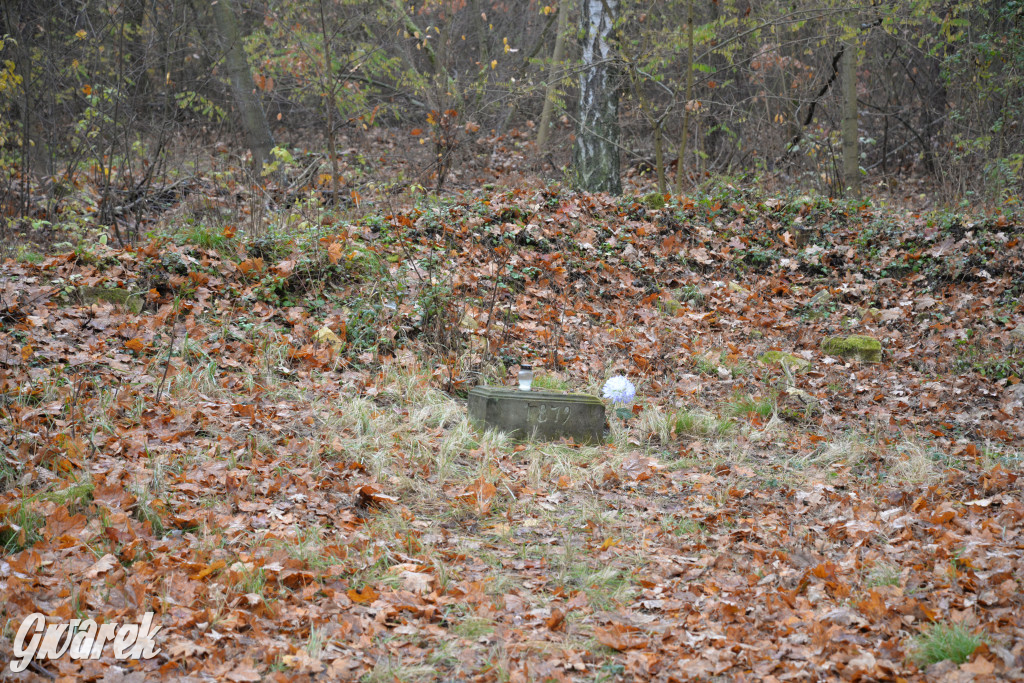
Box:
left=595, top=622, right=646, bottom=651
left=399, top=570, right=436, bottom=595
left=546, top=609, right=565, bottom=631
left=225, top=660, right=262, bottom=682
left=459, top=476, right=497, bottom=514
left=960, top=657, right=995, bottom=675
left=82, top=553, right=118, bottom=579
left=328, top=242, right=344, bottom=265
left=356, top=484, right=397, bottom=508
left=347, top=585, right=378, bottom=604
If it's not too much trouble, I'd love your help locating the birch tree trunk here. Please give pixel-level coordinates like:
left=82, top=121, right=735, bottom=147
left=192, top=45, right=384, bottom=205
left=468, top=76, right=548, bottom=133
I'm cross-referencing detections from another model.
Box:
left=573, top=0, right=621, bottom=195
left=841, top=41, right=860, bottom=196
left=211, top=0, right=274, bottom=172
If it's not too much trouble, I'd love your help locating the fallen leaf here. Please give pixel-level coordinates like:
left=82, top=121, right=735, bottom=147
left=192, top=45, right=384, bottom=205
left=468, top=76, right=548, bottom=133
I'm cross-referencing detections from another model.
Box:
left=226, top=660, right=262, bottom=682
left=399, top=570, right=435, bottom=595
left=347, top=585, right=378, bottom=604
left=356, top=485, right=397, bottom=508
left=459, top=477, right=497, bottom=514
left=328, top=242, right=344, bottom=264
left=82, top=554, right=118, bottom=579
left=546, top=609, right=565, bottom=631
left=595, top=622, right=646, bottom=651
left=960, top=656, right=994, bottom=675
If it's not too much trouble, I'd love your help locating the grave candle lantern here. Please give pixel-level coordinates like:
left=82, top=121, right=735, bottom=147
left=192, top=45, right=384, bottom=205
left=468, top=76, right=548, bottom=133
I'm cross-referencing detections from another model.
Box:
left=518, top=364, right=533, bottom=391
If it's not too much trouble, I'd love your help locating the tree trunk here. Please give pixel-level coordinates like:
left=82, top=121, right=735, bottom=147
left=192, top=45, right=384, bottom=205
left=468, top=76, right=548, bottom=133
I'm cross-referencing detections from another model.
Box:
left=573, top=0, right=621, bottom=195
left=210, top=0, right=274, bottom=172
left=841, top=40, right=860, bottom=196
left=674, top=0, right=695, bottom=195
left=653, top=120, right=666, bottom=193
left=537, top=0, right=569, bottom=152
left=919, top=52, right=946, bottom=176
left=318, top=0, right=341, bottom=202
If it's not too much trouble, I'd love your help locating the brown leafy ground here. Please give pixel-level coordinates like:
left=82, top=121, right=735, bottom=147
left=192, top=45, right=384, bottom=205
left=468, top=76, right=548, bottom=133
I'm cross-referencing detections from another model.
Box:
left=1, top=185, right=1023, bottom=682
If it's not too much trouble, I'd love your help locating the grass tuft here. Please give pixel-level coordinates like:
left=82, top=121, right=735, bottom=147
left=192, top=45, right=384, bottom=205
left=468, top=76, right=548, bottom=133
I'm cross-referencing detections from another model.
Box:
left=674, top=409, right=732, bottom=439
left=865, top=562, right=901, bottom=587
left=911, top=623, right=983, bottom=667
left=531, top=373, right=571, bottom=391
left=725, top=393, right=774, bottom=420
left=0, top=502, right=45, bottom=553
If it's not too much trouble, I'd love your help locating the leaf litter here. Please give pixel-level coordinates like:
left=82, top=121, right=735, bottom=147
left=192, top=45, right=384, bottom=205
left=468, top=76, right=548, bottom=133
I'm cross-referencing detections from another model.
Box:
left=0, top=187, right=1022, bottom=680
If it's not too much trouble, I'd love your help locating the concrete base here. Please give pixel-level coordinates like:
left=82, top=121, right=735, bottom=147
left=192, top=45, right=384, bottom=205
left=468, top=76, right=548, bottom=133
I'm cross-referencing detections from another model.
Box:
left=467, top=387, right=606, bottom=445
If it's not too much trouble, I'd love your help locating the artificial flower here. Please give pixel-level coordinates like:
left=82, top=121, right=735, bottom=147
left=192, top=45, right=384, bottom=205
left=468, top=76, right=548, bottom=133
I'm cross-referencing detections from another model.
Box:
left=602, top=376, right=636, bottom=404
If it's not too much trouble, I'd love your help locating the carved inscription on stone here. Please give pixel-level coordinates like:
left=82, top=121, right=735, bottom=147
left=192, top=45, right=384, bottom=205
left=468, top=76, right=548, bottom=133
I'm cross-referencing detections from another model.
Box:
left=528, top=402, right=572, bottom=426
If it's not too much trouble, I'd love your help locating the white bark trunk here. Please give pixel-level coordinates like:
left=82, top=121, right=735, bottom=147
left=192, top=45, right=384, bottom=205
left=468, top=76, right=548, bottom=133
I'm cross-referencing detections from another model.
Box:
left=573, top=0, right=621, bottom=194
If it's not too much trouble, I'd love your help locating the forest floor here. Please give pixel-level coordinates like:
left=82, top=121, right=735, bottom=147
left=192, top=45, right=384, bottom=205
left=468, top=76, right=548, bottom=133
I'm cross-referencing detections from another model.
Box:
left=1, top=173, right=1023, bottom=681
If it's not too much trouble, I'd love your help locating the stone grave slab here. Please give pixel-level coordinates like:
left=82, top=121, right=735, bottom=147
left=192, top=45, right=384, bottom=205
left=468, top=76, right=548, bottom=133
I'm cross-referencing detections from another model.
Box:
left=468, top=387, right=605, bottom=444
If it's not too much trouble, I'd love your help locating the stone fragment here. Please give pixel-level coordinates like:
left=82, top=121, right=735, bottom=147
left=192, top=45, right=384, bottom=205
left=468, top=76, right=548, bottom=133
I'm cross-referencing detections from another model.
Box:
left=808, top=289, right=831, bottom=307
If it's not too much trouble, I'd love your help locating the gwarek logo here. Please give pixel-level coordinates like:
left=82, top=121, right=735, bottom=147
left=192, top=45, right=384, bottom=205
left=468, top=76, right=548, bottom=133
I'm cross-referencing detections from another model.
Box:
left=9, top=612, right=161, bottom=673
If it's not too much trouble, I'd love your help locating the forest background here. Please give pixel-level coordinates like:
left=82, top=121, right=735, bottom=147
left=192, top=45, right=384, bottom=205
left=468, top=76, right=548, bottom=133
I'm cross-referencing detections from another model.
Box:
left=1, top=1, right=1023, bottom=681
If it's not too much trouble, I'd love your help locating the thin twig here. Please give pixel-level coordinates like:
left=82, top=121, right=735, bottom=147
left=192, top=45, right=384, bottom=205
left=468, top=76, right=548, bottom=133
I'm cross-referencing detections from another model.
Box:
left=154, top=306, right=181, bottom=406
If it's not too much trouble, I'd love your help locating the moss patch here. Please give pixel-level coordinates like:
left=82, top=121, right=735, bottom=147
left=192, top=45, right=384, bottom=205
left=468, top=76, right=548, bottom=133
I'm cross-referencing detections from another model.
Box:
left=643, top=192, right=666, bottom=209
left=821, top=335, right=882, bottom=363
left=759, top=351, right=812, bottom=372
left=76, top=286, right=143, bottom=314
left=765, top=352, right=811, bottom=374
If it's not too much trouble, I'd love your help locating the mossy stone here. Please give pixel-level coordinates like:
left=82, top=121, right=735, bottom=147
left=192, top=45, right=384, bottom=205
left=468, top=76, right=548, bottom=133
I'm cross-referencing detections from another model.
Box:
left=76, top=286, right=143, bottom=314
left=821, top=334, right=882, bottom=363
left=808, top=289, right=831, bottom=307
left=643, top=192, right=666, bottom=209
left=758, top=350, right=812, bottom=372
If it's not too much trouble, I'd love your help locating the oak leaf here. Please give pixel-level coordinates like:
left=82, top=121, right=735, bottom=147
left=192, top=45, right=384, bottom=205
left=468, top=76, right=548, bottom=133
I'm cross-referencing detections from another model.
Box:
left=328, top=242, right=344, bottom=265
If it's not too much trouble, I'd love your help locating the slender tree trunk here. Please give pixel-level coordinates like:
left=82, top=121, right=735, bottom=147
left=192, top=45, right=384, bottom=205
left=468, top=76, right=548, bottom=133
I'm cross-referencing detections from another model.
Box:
left=318, top=0, right=341, bottom=202
left=920, top=52, right=946, bottom=176
left=654, top=120, right=666, bottom=193
left=125, top=0, right=149, bottom=100
left=841, top=40, right=860, bottom=196
left=1, top=0, right=31, bottom=217
left=674, top=0, right=695, bottom=195
left=210, top=0, right=274, bottom=172
left=537, top=0, right=569, bottom=151
left=573, top=0, right=621, bottom=194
